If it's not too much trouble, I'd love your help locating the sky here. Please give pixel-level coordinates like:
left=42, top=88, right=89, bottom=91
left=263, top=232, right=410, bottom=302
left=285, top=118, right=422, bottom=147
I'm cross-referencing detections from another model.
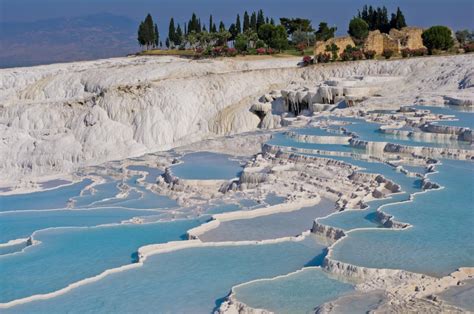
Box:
left=2, top=0, right=474, bottom=36
left=0, top=0, right=473, bottom=67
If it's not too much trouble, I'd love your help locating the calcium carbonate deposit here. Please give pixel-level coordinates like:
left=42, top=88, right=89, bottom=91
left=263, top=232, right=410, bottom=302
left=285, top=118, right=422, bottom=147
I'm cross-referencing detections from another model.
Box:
left=0, top=54, right=473, bottom=313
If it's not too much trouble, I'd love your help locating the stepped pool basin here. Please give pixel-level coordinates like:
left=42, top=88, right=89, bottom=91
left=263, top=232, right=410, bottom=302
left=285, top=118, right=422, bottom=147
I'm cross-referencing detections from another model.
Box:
left=5, top=236, right=325, bottom=313
left=332, top=160, right=474, bottom=277
left=171, top=152, right=243, bottom=180
left=0, top=218, right=202, bottom=303
left=233, top=267, right=354, bottom=314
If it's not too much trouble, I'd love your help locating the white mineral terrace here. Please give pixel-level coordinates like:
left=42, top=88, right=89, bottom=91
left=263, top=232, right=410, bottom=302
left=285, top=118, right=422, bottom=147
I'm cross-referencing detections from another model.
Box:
left=1, top=54, right=473, bottom=313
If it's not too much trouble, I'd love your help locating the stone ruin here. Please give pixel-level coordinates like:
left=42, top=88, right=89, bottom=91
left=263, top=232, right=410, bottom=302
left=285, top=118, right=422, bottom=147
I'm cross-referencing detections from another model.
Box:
left=314, top=36, right=356, bottom=57
left=314, top=27, right=426, bottom=57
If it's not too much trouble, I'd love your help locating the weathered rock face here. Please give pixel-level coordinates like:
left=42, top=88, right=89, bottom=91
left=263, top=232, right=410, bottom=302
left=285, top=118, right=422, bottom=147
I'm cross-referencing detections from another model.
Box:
left=389, top=27, right=426, bottom=51
left=364, top=30, right=400, bottom=55
left=314, top=36, right=356, bottom=57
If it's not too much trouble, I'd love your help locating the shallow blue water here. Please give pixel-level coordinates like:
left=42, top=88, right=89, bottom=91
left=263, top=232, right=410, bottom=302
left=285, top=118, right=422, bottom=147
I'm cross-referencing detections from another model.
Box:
left=0, top=207, right=158, bottom=244
left=172, top=152, right=243, bottom=180
left=127, top=165, right=163, bottom=184
left=7, top=236, right=325, bottom=313
left=332, top=160, right=474, bottom=277
left=71, top=181, right=120, bottom=208
left=0, top=179, right=92, bottom=212
left=0, top=218, right=202, bottom=303
left=234, top=268, right=354, bottom=314
left=412, top=105, right=474, bottom=129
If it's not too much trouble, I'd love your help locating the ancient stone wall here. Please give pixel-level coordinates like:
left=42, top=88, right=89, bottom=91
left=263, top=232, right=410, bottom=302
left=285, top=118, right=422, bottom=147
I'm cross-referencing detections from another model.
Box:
left=314, top=36, right=356, bottom=57
left=364, top=30, right=400, bottom=55
left=389, top=27, right=425, bottom=50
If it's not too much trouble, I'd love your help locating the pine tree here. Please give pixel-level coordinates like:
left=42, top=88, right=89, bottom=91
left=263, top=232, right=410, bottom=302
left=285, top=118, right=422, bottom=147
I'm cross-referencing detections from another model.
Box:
left=219, top=21, right=225, bottom=32
left=138, top=14, right=155, bottom=50
left=154, top=24, right=159, bottom=48
left=137, top=22, right=146, bottom=47
left=390, top=7, right=407, bottom=30
left=209, top=15, right=214, bottom=33
left=257, top=10, right=265, bottom=31
left=176, top=24, right=183, bottom=46
left=250, top=12, right=257, bottom=31
left=168, top=18, right=176, bottom=46
left=236, top=14, right=241, bottom=34
left=243, top=11, right=250, bottom=32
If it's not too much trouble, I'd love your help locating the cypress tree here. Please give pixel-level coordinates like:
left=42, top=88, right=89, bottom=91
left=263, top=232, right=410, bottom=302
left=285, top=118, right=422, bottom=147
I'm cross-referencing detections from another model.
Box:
left=236, top=14, right=241, bottom=34
left=250, top=12, right=257, bottom=31
left=243, top=11, right=250, bottom=32
left=168, top=18, right=176, bottom=46
left=257, top=9, right=265, bottom=31
left=154, top=24, right=159, bottom=48
left=390, top=7, right=407, bottom=30
left=176, top=24, right=183, bottom=46
left=137, top=21, right=145, bottom=47
left=229, top=23, right=238, bottom=40
left=270, top=18, right=275, bottom=25
left=165, top=37, right=170, bottom=48
left=209, top=15, right=214, bottom=33
left=143, top=14, right=155, bottom=49
left=219, top=21, right=225, bottom=32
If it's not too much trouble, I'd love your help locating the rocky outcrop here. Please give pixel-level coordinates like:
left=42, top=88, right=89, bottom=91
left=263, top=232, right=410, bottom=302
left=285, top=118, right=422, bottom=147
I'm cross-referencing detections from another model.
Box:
left=314, top=36, right=356, bottom=57
left=364, top=30, right=401, bottom=55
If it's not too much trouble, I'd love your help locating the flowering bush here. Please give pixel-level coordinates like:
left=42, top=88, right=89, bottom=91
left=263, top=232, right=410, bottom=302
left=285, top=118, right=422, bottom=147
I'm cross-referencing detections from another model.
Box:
left=351, top=50, right=364, bottom=60
left=316, top=53, right=331, bottom=63
left=363, top=50, right=376, bottom=59
left=464, top=43, right=474, bottom=53
left=412, top=48, right=428, bottom=56
left=382, top=49, right=395, bottom=59
left=340, top=51, right=351, bottom=61
left=266, top=48, right=276, bottom=55
left=296, top=42, right=307, bottom=54
left=256, top=48, right=266, bottom=55
left=401, top=48, right=411, bottom=58
left=226, top=47, right=237, bottom=57
left=302, top=55, right=313, bottom=66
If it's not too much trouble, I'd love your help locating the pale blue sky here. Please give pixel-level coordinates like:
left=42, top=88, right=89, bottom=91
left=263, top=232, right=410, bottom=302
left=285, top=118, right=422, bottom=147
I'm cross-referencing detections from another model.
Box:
left=2, top=0, right=473, bottom=36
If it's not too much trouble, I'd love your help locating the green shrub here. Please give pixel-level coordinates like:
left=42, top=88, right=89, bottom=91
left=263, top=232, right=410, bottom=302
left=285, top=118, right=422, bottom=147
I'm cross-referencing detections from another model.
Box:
left=363, top=50, right=376, bottom=59
left=348, top=18, right=369, bottom=44
left=382, top=49, right=394, bottom=59
left=255, top=39, right=265, bottom=49
left=422, top=26, right=454, bottom=54
left=316, top=53, right=331, bottom=63
left=234, top=34, right=248, bottom=52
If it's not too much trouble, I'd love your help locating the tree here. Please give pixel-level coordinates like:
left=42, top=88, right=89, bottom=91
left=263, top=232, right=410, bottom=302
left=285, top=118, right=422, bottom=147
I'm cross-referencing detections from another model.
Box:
left=270, top=18, right=275, bottom=25
left=279, top=18, right=313, bottom=36
left=348, top=17, right=369, bottom=44
left=234, top=33, right=248, bottom=52
left=455, top=29, right=473, bottom=45
left=219, top=21, right=226, bottom=32
left=314, top=22, right=337, bottom=42
left=257, top=9, right=265, bottom=31
left=175, top=24, right=183, bottom=46
left=165, top=37, right=170, bottom=48
left=137, top=14, right=156, bottom=50
left=236, top=14, right=242, bottom=34
left=188, top=13, right=200, bottom=33
left=229, top=24, right=238, bottom=40
left=258, top=23, right=275, bottom=46
left=250, top=12, right=257, bottom=31
left=390, top=7, right=407, bottom=30
left=168, top=18, right=176, bottom=47
left=243, top=11, right=250, bottom=32
left=422, top=26, right=454, bottom=53
left=209, top=15, right=216, bottom=33
left=325, top=43, right=339, bottom=61
left=154, top=24, right=160, bottom=48
left=137, top=22, right=146, bottom=47
left=269, top=25, right=288, bottom=51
